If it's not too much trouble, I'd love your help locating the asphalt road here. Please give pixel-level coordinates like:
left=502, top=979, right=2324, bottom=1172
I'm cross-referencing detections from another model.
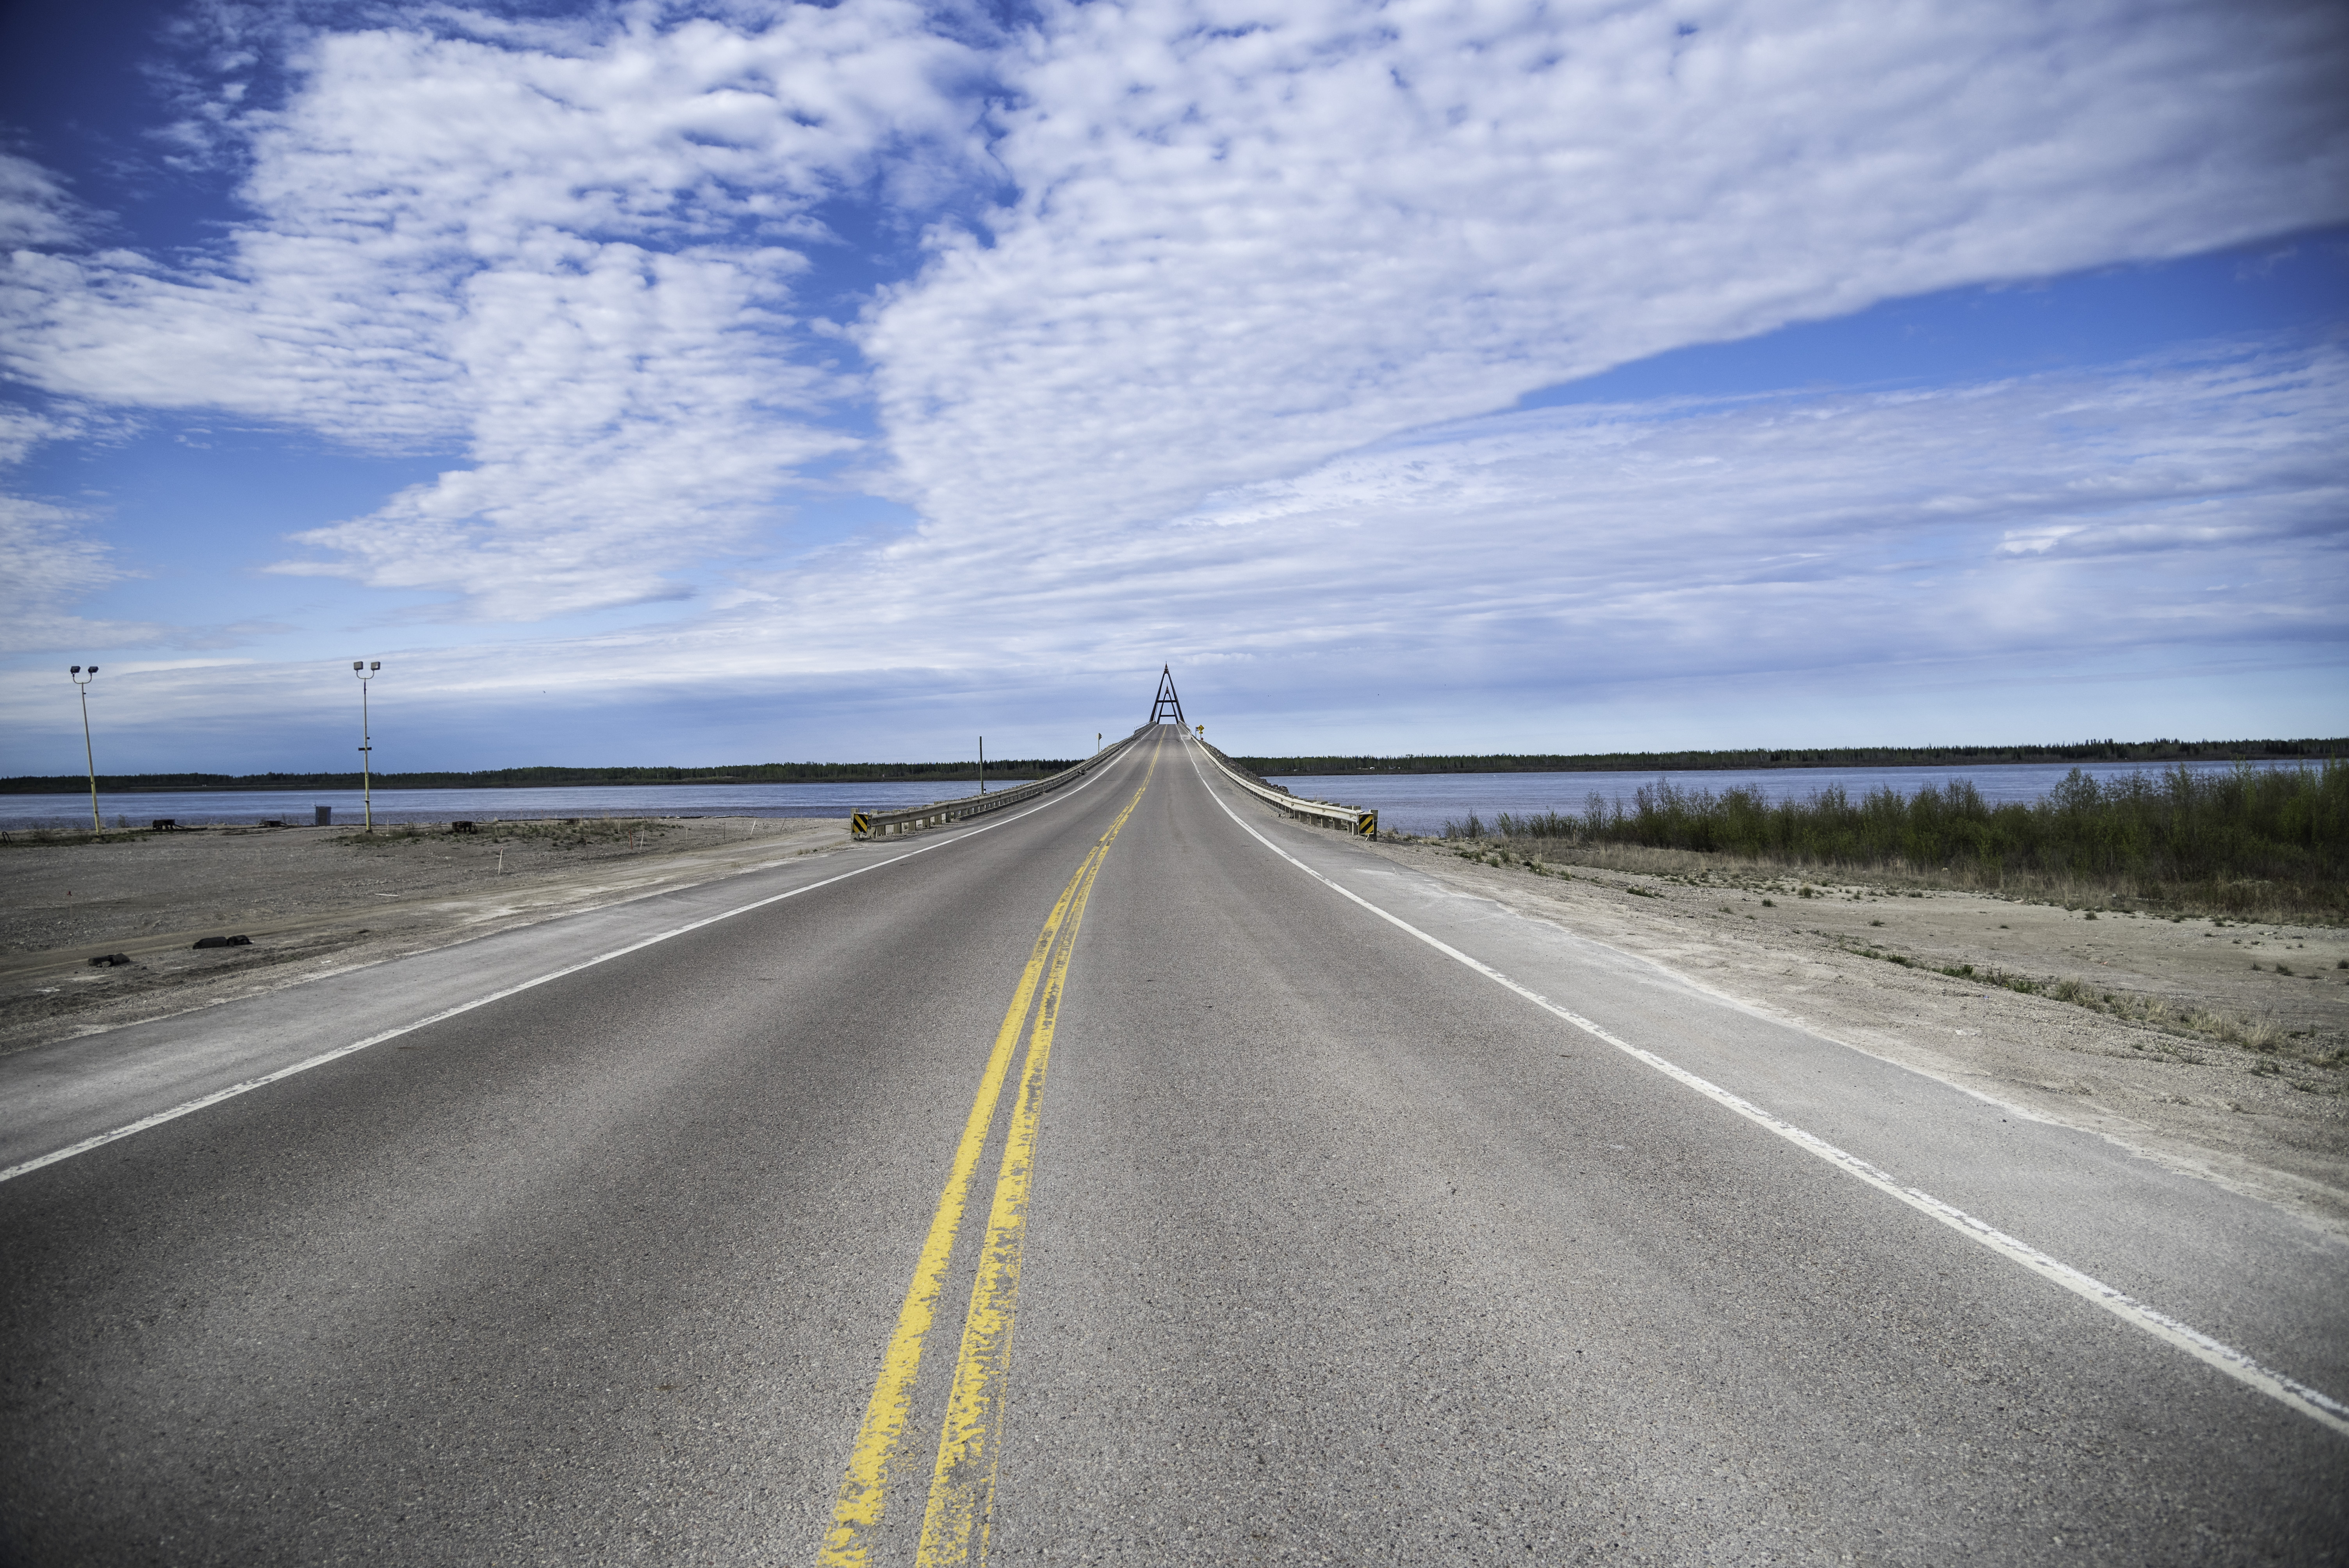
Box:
left=2, top=726, right=2343, bottom=1565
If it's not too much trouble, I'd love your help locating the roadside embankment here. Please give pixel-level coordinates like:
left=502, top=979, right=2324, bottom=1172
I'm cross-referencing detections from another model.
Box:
left=1376, top=832, right=2349, bottom=1237
left=0, top=816, right=848, bottom=1054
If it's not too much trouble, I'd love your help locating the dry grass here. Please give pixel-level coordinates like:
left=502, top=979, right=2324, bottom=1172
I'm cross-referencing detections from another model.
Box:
left=1830, top=942, right=2335, bottom=1072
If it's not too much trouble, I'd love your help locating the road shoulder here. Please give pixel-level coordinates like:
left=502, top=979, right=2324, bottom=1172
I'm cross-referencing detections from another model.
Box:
left=1362, top=834, right=2349, bottom=1240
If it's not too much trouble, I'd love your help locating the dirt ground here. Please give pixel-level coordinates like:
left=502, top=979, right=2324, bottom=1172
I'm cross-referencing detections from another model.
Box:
left=1372, top=833, right=2349, bottom=1239
left=0, top=816, right=848, bottom=1055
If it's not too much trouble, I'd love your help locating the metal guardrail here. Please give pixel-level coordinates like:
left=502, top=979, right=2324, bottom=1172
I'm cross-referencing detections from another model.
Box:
left=1192, top=735, right=1377, bottom=838
left=851, top=725, right=1151, bottom=839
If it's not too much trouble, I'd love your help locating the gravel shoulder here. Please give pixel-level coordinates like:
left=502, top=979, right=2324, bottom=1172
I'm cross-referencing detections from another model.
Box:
left=0, top=816, right=848, bottom=1055
left=1369, top=834, right=2349, bottom=1239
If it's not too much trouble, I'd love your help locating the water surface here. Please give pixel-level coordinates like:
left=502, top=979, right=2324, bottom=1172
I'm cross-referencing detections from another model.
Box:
left=0, top=780, right=975, bottom=831
left=1268, top=758, right=2313, bottom=839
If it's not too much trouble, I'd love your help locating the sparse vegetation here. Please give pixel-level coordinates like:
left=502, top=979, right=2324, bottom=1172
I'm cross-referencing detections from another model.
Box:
left=335, top=818, right=672, bottom=852
left=1445, top=763, right=2346, bottom=923
left=0, top=827, right=156, bottom=848
left=1831, top=935, right=2330, bottom=1071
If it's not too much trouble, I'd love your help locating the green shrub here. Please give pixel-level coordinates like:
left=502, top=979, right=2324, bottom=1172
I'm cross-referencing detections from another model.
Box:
left=1482, top=763, right=2345, bottom=919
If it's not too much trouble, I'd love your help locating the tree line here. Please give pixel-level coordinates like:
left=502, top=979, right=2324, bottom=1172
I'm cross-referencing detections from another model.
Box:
left=1242, top=737, right=2346, bottom=776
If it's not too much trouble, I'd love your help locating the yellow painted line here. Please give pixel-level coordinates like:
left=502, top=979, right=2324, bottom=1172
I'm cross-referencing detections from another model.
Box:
left=914, top=763, right=1153, bottom=1566
left=817, top=743, right=1159, bottom=1567
left=814, top=847, right=1100, bottom=1567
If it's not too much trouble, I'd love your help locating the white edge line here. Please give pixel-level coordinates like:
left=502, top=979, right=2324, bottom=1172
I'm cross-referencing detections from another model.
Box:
left=0, top=743, right=1142, bottom=1187
left=1180, top=736, right=2349, bottom=1440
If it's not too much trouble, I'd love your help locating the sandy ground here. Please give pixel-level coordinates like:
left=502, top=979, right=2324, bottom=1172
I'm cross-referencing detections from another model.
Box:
left=1371, top=834, right=2349, bottom=1239
left=0, top=816, right=848, bottom=1055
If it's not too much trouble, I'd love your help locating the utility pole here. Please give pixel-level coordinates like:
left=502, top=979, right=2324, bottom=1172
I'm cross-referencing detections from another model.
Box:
left=353, top=660, right=381, bottom=830
left=69, top=665, right=100, bottom=832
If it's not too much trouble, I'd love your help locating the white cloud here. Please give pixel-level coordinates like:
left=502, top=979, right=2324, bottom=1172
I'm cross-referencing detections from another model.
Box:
left=2, top=0, right=2343, bottom=690
left=0, top=405, right=169, bottom=654
left=3, top=1, right=989, bottom=617
left=13, top=331, right=2329, bottom=743
left=0, top=403, right=82, bottom=468
left=679, top=332, right=2349, bottom=693
left=864, top=0, right=2349, bottom=539
left=0, top=493, right=173, bottom=654
left=0, top=152, right=84, bottom=248
left=267, top=241, right=856, bottom=618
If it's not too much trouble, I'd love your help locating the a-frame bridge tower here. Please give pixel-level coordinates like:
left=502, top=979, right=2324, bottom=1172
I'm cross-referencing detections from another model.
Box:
left=1149, top=665, right=1186, bottom=727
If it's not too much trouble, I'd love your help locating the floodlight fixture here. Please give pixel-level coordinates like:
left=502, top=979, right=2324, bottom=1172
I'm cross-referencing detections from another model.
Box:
left=68, top=664, right=101, bottom=832
left=353, top=659, right=383, bottom=830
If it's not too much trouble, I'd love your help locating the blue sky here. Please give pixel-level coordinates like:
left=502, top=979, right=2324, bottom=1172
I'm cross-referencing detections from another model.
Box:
left=3, top=0, right=2345, bottom=774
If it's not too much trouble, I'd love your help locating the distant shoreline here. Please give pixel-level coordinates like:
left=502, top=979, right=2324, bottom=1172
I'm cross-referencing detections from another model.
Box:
left=1249, top=738, right=2345, bottom=777
left=4, top=737, right=2338, bottom=795
left=0, top=763, right=1078, bottom=795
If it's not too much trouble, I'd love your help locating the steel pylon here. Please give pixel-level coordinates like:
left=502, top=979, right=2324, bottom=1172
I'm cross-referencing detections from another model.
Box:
left=1149, top=665, right=1186, bottom=727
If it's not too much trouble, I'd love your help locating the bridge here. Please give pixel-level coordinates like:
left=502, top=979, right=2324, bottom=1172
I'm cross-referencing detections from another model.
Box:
left=0, top=695, right=2342, bottom=1562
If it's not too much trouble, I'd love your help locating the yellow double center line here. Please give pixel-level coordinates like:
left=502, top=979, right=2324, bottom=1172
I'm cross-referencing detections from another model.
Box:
left=819, top=754, right=1155, bottom=1567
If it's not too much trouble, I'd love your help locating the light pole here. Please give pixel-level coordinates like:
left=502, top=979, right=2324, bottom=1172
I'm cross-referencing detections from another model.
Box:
left=353, top=660, right=380, bottom=830
left=978, top=735, right=986, bottom=795
left=1096, top=732, right=1101, bottom=755
left=68, top=665, right=100, bottom=832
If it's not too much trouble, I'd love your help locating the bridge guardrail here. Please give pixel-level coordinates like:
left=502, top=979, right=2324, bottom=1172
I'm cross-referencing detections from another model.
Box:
left=851, top=725, right=1151, bottom=839
left=1191, top=735, right=1377, bottom=839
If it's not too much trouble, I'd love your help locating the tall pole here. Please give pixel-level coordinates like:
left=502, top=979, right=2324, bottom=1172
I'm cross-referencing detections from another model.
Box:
left=69, top=665, right=100, bottom=832
left=978, top=735, right=986, bottom=795
left=354, top=661, right=380, bottom=830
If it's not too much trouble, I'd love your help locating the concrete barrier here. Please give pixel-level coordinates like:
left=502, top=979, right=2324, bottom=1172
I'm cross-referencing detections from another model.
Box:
left=1191, top=735, right=1376, bottom=838
left=851, top=725, right=1151, bottom=839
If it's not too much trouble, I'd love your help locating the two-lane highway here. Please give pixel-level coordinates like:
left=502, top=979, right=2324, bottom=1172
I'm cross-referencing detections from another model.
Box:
left=3, top=726, right=2342, bottom=1564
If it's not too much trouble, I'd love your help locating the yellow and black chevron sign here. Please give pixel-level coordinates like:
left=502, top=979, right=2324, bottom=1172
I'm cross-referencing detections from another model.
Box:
left=1355, top=811, right=1378, bottom=838
left=851, top=813, right=870, bottom=837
